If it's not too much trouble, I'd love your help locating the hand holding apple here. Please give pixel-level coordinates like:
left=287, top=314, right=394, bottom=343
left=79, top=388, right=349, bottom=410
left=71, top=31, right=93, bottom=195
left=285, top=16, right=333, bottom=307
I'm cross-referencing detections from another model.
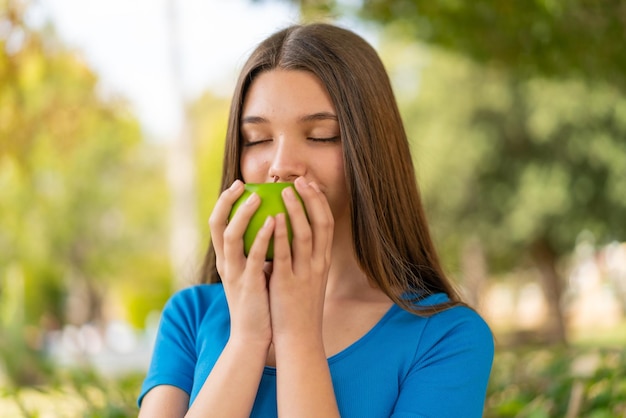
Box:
left=228, top=183, right=306, bottom=260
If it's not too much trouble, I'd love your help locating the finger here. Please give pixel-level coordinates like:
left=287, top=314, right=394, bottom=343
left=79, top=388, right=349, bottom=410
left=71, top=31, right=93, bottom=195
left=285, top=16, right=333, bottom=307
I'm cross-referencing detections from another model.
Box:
left=271, top=213, right=294, bottom=276
left=208, top=180, right=245, bottom=260
left=223, top=192, right=261, bottom=261
left=282, top=185, right=312, bottom=261
left=294, top=178, right=334, bottom=263
left=308, top=181, right=335, bottom=264
left=246, top=216, right=276, bottom=275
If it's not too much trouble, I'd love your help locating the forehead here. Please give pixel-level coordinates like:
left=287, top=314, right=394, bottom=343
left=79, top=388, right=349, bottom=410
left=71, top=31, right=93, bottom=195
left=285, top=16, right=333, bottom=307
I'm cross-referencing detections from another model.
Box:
left=242, top=69, right=336, bottom=119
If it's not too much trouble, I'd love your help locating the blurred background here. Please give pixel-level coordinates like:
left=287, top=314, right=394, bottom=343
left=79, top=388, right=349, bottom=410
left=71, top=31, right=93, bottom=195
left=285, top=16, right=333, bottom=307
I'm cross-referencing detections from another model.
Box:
left=1, top=0, right=625, bottom=416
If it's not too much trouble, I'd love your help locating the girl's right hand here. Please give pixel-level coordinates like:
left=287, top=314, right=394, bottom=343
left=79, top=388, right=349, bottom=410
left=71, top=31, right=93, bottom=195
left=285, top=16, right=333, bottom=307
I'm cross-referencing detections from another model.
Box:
left=208, top=180, right=275, bottom=348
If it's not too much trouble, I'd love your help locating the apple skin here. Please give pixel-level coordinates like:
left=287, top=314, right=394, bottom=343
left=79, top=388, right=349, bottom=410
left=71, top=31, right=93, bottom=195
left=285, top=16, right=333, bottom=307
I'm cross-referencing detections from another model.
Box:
left=228, top=183, right=306, bottom=260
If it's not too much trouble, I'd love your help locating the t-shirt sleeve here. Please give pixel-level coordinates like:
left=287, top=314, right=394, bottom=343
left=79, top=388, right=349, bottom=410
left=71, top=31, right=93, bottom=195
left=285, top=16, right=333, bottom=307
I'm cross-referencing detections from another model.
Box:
left=391, top=307, right=495, bottom=418
left=137, top=289, right=200, bottom=406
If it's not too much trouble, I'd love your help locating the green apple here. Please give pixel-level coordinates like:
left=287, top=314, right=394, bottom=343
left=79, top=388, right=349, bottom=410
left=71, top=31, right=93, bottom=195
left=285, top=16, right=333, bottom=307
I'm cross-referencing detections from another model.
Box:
left=228, top=182, right=306, bottom=260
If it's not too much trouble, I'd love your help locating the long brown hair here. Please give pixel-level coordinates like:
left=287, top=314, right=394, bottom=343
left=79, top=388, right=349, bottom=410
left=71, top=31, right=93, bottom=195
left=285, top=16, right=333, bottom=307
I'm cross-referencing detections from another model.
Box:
left=199, top=23, right=463, bottom=315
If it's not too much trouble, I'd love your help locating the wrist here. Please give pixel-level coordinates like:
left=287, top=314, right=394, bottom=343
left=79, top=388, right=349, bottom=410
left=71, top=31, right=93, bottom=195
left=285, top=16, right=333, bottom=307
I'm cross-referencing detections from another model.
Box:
left=272, top=334, right=325, bottom=359
left=227, top=334, right=272, bottom=354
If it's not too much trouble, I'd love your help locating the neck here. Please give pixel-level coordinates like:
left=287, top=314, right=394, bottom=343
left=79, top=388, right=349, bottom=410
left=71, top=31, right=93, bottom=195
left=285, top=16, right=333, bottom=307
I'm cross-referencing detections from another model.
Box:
left=325, top=222, right=383, bottom=302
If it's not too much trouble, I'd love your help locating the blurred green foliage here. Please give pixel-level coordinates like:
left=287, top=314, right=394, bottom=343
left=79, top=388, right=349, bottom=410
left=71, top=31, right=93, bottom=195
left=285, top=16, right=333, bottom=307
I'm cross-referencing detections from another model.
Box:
left=189, top=91, right=229, bottom=249
left=486, top=347, right=626, bottom=417
left=357, top=0, right=626, bottom=92
left=0, top=366, right=143, bottom=417
left=381, top=36, right=626, bottom=272
left=1, top=0, right=173, bottom=387
left=1, top=2, right=173, bottom=328
left=0, top=0, right=236, bottom=394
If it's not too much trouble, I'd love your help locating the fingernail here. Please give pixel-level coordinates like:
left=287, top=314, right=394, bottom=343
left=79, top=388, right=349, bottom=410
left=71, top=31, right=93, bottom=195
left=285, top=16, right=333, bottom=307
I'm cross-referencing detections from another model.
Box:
left=230, top=179, right=242, bottom=190
left=309, top=182, right=321, bottom=192
left=296, top=177, right=308, bottom=188
left=263, top=216, right=273, bottom=228
left=246, top=193, right=259, bottom=205
left=282, top=186, right=296, bottom=201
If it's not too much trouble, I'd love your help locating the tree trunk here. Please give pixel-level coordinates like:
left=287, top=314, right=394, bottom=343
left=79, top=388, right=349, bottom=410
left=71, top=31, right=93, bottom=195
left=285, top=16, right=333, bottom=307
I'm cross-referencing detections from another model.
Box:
left=530, top=237, right=568, bottom=344
left=461, top=236, right=488, bottom=312
left=166, top=0, right=199, bottom=288
left=65, top=273, right=103, bottom=326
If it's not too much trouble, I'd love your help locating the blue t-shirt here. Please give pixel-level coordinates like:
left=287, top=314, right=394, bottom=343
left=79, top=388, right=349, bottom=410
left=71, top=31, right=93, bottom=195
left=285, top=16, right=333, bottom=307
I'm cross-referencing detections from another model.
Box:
left=139, top=284, right=494, bottom=417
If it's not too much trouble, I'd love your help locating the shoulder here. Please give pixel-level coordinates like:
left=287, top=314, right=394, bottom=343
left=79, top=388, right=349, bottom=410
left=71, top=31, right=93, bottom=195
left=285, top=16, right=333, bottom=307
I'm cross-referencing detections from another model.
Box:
left=396, top=294, right=494, bottom=357
left=418, top=293, right=492, bottom=340
left=161, top=283, right=227, bottom=330
left=138, top=284, right=227, bottom=407
left=166, top=283, right=226, bottom=308
left=387, top=294, right=494, bottom=417
left=412, top=293, right=494, bottom=362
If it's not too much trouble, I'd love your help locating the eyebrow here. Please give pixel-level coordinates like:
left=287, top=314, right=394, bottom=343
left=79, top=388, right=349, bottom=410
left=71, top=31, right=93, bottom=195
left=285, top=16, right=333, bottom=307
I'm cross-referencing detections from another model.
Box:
left=241, top=115, right=268, bottom=125
left=240, top=112, right=338, bottom=125
left=299, top=112, right=338, bottom=123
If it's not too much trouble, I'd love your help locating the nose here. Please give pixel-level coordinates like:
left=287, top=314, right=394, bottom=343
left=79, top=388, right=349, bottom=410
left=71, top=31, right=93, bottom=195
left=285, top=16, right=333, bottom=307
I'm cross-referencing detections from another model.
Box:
left=268, top=138, right=305, bottom=182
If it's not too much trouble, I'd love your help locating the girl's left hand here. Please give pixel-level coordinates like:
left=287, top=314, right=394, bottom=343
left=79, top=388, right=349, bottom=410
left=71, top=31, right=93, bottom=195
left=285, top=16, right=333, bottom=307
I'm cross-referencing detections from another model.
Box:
left=267, top=176, right=334, bottom=345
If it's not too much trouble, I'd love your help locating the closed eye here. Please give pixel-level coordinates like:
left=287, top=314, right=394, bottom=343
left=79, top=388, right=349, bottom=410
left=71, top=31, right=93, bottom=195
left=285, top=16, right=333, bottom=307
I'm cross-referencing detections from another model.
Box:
left=243, top=139, right=272, bottom=147
left=308, top=136, right=340, bottom=143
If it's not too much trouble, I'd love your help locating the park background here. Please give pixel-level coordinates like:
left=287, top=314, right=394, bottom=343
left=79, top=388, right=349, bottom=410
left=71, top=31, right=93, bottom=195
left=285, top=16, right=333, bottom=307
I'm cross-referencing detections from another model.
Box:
left=1, top=0, right=626, bottom=416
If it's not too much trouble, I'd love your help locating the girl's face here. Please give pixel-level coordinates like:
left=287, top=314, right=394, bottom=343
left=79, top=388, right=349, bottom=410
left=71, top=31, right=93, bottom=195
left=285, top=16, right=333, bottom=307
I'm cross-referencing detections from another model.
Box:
left=239, top=69, right=349, bottom=229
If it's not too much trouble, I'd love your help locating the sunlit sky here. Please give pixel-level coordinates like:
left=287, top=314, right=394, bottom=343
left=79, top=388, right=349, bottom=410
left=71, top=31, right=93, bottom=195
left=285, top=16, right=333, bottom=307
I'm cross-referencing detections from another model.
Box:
left=36, top=0, right=300, bottom=139
left=32, top=0, right=372, bottom=141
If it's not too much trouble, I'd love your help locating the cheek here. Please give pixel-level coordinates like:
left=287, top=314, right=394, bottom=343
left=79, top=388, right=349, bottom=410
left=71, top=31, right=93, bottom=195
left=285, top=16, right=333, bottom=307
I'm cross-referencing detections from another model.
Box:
left=326, top=188, right=351, bottom=231
left=240, top=154, right=269, bottom=183
left=330, top=152, right=346, bottom=191
left=326, top=156, right=350, bottom=218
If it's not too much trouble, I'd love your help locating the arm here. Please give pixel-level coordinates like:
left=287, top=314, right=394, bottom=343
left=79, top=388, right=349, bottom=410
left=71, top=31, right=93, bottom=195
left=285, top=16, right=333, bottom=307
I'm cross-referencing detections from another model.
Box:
left=185, top=338, right=269, bottom=418
left=138, top=291, right=272, bottom=418
left=139, top=386, right=189, bottom=418
left=136, top=288, right=199, bottom=417
left=189, top=180, right=276, bottom=417
left=270, top=178, right=341, bottom=417
left=140, top=180, right=276, bottom=417
left=273, top=334, right=339, bottom=417
left=139, top=340, right=269, bottom=418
